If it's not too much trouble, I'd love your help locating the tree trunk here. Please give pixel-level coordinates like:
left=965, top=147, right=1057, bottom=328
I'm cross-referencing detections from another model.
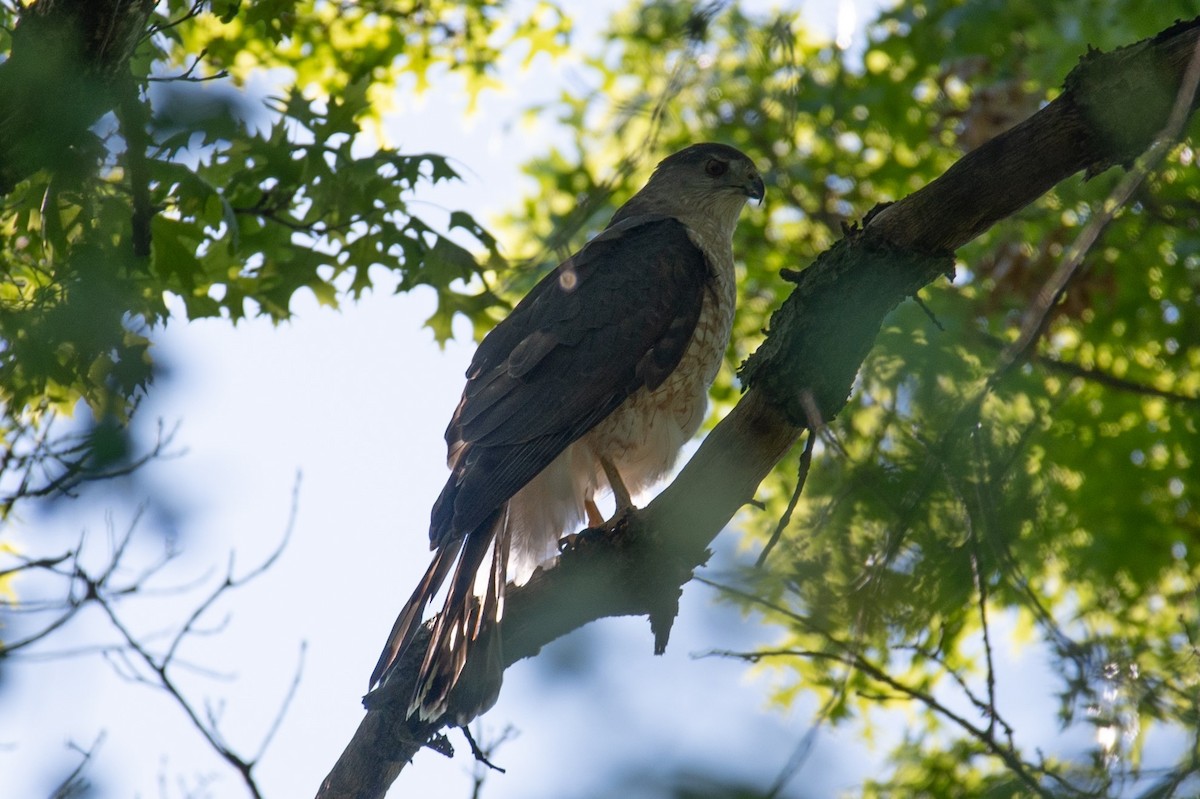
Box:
left=0, top=0, right=155, bottom=193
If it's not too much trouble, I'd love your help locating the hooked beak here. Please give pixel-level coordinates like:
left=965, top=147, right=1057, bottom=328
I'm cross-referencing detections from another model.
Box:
left=745, top=171, right=765, bottom=203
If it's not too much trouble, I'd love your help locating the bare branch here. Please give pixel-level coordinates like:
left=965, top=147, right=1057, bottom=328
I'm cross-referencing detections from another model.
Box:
left=695, top=577, right=1055, bottom=798
left=754, top=430, right=814, bottom=567
left=253, top=642, right=307, bottom=764
left=49, top=732, right=105, bottom=799
left=710, top=645, right=1057, bottom=799
left=976, top=331, right=1200, bottom=404
left=0, top=419, right=183, bottom=516
left=0, top=551, right=71, bottom=581
left=147, top=48, right=229, bottom=83
left=761, top=705, right=831, bottom=799
left=998, top=33, right=1200, bottom=375
left=142, top=0, right=204, bottom=40
left=0, top=512, right=143, bottom=658
left=3, top=474, right=304, bottom=798
left=88, top=474, right=303, bottom=797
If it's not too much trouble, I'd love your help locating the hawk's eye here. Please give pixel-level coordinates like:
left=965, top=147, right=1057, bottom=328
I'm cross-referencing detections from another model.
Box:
left=705, top=158, right=728, bottom=177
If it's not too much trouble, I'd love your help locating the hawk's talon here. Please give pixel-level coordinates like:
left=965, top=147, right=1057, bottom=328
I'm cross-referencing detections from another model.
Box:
left=558, top=527, right=606, bottom=553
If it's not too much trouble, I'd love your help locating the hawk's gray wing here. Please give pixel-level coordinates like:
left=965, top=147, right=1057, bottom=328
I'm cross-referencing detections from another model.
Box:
left=431, top=213, right=710, bottom=545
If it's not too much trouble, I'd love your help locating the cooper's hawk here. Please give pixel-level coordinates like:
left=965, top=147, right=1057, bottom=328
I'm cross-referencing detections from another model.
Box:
left=371, top=143, right=763, bottom=721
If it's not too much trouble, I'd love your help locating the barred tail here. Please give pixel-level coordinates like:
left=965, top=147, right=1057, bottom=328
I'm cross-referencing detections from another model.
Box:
left=369, top=540, right=456, bottom=689
left=370, top=507, right=509, bottom=723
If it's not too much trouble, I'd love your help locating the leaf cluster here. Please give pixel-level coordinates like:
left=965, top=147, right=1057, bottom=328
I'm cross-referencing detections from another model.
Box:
left=0, top=0, right=571, bottom=513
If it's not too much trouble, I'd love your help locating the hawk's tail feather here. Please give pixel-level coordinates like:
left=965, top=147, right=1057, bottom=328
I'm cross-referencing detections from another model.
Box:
left=369, top=503, right=506, bottom=719
left=369, top=540, right=460, bottom=689
left=409, top=509, right=508, bottom=722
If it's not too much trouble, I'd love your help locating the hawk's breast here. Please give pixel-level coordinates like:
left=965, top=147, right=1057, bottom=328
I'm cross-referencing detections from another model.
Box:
left=505, top=233, right=737, bottom=578
left=583, top=245, right=736, bottom=495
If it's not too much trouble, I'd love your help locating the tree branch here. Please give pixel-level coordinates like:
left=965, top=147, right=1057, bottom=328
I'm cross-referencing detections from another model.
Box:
left=316, top=17, right=1200, bottom=799
left=90, top=478, right=302, bottom=799
left=975, top=331, right=1200, bottom=404
left=713, top=645, right=1056, bottom=799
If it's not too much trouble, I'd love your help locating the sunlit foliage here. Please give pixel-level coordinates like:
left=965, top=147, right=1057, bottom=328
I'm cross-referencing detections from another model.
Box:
left=0, top=0, right=569, bottom=513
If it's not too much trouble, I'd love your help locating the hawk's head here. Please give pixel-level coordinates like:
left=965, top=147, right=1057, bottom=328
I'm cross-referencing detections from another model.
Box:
left=620, top=143, right=763, bottom=239
left=651, top=142, right=765, bottom=203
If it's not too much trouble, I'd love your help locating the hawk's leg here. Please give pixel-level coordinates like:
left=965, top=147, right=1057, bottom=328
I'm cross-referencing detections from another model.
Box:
left=600, top=455, right=635, bottom=514
left=584, top=498, right=605, bottom=528
left=562, top=464, right=635, bottom=555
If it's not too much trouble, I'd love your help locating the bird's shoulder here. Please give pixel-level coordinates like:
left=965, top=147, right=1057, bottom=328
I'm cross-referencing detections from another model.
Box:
left=466, top=214, right=710, bottom=378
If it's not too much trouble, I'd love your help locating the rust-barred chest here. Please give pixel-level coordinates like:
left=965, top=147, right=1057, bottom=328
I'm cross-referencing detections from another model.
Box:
left=584, top=251, right=736, bottom=493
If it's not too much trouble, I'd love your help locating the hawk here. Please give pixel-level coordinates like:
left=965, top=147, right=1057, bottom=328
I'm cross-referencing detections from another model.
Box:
left=371, top=142, right=763, bottom=721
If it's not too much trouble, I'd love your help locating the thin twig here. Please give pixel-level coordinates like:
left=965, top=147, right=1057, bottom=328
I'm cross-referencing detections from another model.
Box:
left=49, top=732, right=105, bottom=799
left=921, top=446, right=1019, bottom=747
left=0, top=420, right=182, bottom=510
left=45, top=474, right=305, bottom=799
left=696, top=575, right=1061, bottom=797
left=147, top=48, right=230, bottom=83
left=142, top=0, right=204, bottom=40
left=997, top=34, right=1200, bottom=375
left=465, top=724, right=518, bottom=799
left=95, top=596, right=263, bottom=797
left=975, top=332, right=1200, bottom=405
left=762, top=696, right=834, bottom=799
left=253, top=642, right=307, bottom=763
left=966, top=429, right=1003, bottom=738
left=460, top=726, right=506, bottom=774
left=755, top=430, right=815, bottom=567
left=712, top=646, right=1057, bottom=799
left=0, top=552, right=71, bottom=581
